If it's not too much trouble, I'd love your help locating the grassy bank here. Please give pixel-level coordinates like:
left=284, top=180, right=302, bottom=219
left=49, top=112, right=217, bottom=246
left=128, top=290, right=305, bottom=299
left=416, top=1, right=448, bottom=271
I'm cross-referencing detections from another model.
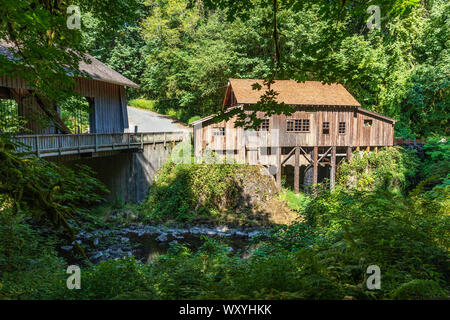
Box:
left=128, top=98, right=201, bottom=125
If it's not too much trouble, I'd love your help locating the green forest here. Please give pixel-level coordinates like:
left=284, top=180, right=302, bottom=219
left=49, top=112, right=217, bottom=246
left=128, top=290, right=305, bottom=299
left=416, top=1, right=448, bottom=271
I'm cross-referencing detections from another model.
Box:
left=0, top=0, right=449, bottom=301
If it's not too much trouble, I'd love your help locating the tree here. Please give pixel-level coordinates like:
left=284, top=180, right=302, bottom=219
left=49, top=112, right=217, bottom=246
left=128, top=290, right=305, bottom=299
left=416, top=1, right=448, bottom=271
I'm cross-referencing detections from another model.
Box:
left=0, top=0, right=141, bottom=103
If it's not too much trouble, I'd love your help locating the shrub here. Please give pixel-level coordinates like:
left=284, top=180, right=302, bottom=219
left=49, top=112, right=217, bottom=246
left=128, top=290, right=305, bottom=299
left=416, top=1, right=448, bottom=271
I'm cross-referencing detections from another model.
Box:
left=66, top=257, right=155, bottom=300
left=187, top=115, right=201, bottom=125
left=422, top=136, right=449, bottom=188
left=391, top=279, right=447, bottom=300
left=338, top=147, right=420, bottom=193
left=128, top=98, right=156, bottom=111
left=279, top=189, right=311, bottom=213
left=0, top=214, right=66, bottom=300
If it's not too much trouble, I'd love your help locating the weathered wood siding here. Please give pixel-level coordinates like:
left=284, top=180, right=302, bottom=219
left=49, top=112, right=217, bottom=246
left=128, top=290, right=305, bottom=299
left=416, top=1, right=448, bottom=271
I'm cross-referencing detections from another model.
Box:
left=0, top=75, right=129, bottom=134
left=75, top=78, right=128, bottom=133
left=193, top=105, right=395, bottom=163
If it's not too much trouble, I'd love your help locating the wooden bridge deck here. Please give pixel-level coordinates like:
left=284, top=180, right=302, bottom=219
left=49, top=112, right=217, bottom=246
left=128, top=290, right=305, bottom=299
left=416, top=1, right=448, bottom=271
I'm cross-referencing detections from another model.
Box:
left=12, top=132, right=188, bottom=158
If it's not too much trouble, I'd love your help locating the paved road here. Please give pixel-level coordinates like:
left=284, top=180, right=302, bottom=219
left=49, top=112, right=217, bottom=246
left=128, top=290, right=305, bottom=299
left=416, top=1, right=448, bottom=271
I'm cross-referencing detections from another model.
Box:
left=127, top=106, right=189, bottom=133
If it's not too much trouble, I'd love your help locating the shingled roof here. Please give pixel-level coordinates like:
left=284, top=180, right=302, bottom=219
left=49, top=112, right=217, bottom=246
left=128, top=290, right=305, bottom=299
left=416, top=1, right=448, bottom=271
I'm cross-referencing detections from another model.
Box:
left=226, top=79, right=360, bottom=107
left=0, top=40, right=138, bottom=88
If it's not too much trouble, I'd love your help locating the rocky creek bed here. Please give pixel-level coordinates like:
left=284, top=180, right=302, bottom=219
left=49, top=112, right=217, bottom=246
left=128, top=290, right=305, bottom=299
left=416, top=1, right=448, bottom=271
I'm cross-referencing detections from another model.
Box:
left=61, top=224, right=269, bottom=264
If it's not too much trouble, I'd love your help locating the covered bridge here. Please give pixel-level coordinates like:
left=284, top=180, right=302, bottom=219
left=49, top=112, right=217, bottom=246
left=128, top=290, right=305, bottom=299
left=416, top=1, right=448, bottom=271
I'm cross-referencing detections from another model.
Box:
left=0, top=41, right=187, bottom=202
left=0, top=40, right=138, bottom=134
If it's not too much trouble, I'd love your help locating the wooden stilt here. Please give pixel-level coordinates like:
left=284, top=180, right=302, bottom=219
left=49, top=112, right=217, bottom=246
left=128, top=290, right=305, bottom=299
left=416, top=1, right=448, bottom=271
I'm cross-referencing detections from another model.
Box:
left=330, top=146, right=336, bottom=190
left=366, top=146, right=370, bottom=152
left=375, top=146, right=378, bottom=153
left=313, top=146, right=318, bottom=185
left=356, top=146, right=360, bottom=151
left=294, top=146, right=300, bottom=194
left=276, top=146, right=282, bottom=190
left=347, top=146, right=352, bottom=162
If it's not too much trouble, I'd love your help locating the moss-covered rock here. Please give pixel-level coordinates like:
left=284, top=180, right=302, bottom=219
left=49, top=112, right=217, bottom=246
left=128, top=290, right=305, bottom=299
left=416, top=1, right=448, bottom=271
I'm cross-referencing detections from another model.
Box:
left=140, top=161, right=297, bottom=226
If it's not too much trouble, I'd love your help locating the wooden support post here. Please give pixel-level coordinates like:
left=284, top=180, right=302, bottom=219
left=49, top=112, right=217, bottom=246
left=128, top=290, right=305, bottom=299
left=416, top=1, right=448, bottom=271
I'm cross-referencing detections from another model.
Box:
left=356, top=146, right=360, bottom=151
left=375, top=146, right=378, bottom=153
left=276, top=146, right=282, bottom=190
left=313, top=146, right=318, bottom=185
left=330, top=146, right=336, bottom=190
left=347, top=146, right=352, bottom=162
left=366, top=146, right=370, bottom=152
left=294, top=147, right=300, bottom=194
left=35, top=136, right=40, bottom=157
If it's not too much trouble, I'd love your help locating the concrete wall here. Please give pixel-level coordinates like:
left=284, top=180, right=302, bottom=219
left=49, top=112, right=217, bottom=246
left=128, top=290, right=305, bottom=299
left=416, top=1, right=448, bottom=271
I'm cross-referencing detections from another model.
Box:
left=59, top=142, right=175, bottom=203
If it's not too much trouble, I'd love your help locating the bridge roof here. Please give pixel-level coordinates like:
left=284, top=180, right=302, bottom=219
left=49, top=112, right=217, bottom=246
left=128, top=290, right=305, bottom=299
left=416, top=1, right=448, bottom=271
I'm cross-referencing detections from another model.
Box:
left=0, top=40, right=139, bottom=88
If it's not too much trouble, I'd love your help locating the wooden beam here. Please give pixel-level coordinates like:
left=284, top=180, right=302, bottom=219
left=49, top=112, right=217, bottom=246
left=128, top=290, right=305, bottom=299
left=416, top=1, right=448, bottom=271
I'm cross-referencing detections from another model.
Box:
left=317, top=146, right=332, bottom=163
left=330, top=146, right=336, bottom=190
left=313, top=146, right=318, bottom=185
left=347, top=146, right=352, bottom=162
left=299, top=146, right=313, bottom=164
left=294, top=146, right=300, bottom=194
left=281, top=146, right=296, bottom=166
left=276, top=146, right=282, bottom=190
left=25, top=90, right=71, bottom=134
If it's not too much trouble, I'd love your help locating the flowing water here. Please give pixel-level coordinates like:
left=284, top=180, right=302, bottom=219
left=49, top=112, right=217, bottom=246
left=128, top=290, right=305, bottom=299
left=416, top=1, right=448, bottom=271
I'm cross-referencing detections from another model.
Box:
left=69, top=225, right=268, bottom=264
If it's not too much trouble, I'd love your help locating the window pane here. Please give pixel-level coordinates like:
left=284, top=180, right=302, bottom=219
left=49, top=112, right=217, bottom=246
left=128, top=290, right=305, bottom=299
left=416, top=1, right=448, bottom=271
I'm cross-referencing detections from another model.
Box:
left=323, top=121, right=329, bottom=134
left=339, top=122, right=346, bottom=134
left=213, top=127, right=225, bottom=136
left=287, top=119, right=310, bottom=132
left=302, top=119, right=310, bottom=132
left=287, top=120, right=294, bottom=131
left=258, top=119, right=269, bottom=131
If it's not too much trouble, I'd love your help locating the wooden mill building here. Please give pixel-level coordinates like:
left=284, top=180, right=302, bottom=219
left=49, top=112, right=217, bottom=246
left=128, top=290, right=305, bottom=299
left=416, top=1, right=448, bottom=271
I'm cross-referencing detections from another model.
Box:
left=192, top=79, right=396, bottom=192
left=0, top=40, right=138, bottom=134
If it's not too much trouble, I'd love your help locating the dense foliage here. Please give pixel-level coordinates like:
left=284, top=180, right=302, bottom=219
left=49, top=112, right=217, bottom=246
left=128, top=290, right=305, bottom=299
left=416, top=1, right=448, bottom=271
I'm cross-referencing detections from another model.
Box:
left=338, top=147, right=420, bottom=193
left=1, top=0, right=448, bottom=301
left=0, top=0, right=141, bottom=103
left=1, top=138, right=448, bottom=300
left=0, top=135, right=108, bottom=256
left=61, top=146, right=448, bottom=300
left=75, top=0, right=449, bottom=135
left=1, top=0, right=447, bottom=134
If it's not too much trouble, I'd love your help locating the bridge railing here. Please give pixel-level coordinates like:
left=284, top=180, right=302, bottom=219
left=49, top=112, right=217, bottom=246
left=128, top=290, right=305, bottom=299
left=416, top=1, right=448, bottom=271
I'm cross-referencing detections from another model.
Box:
left=11, top=131, right=188, bottom=157
left=394, top=137, right=427, bottom=145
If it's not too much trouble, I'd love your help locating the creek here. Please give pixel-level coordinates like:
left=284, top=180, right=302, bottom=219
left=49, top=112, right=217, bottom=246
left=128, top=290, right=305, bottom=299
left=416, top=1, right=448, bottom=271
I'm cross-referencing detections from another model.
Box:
left=66, top=224, right=269, bottom=264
